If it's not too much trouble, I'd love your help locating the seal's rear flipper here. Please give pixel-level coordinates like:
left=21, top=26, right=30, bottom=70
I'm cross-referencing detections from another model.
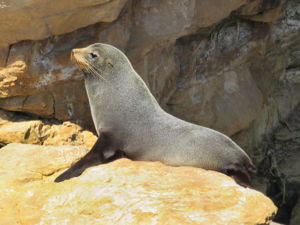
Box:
left=54, top=132, right=122, bottom=182
left=222, top=163, right=257, bottom=188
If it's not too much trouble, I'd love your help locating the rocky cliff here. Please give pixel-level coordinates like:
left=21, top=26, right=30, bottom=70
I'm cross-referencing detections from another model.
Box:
left=0, top=0, right=299, bottom=223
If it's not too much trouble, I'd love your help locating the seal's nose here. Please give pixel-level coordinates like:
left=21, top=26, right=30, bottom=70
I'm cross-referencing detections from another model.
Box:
left=71, top=49, right=79, bottom=61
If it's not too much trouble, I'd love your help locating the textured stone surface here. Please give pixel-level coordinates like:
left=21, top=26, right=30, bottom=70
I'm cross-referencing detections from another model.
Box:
left=169, top=29, right=265, bottom=136
left=290, top=198, right=300, bottom=225
left=0, top=143, right=277, bottom=225
left=0, top=0, right=128, bottom=46
left=238, top=0, right=284, bottom=22
left=0, top=0, right=291, bottom=135
left=0, top=0, right=299, bottom=222
left=0, top=61, right=35, bottom=97
left=128, top=0, right=248, bottom=48
left=250, top=104, right=300, bottom=223
left=0, top=109, right=97, bottom=147
left=0, top=39, right=93, bottom=127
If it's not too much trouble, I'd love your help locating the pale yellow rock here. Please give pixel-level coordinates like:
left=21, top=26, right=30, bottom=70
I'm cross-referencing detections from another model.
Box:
left=0, top=143, right=277, bottom=225
left=0, top=0, right=129, bottom=46
left=41, top=121, right=97, bottom=148
left=0, top=109, right=97, bottom=148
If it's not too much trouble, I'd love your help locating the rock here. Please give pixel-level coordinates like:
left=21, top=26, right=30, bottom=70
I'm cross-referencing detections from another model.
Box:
left=246, top=5, right=284, bottom=23
left=167, top=21, right=264, bottom=136
left=0, top=92, right=55, bottom=117
left=255, top=104, right=300, bottom=224
left=0, top=143, right=89, bottom=183
left=0, top=1, right=299, bottom=221
left=0, top=0, right=129, bottom=46
left=270, top=222, right=284, bottom=225
left=0, top=60, right=36, bottom=97
left=0, top=39, right=93, bottom=127
left=0, top=143, right=277, bottom=225
left=129, top=0, right=248, bottom=48
left=232, top=0, right=300, bottom=150
left=128, top=42, right=179, bottom=106
left=238, top=0, right=284, bottom=22
left=290, top=198, right=300, bottom=225
left=0, top=109, right=97, bottom=148
left=0, top=0, right=293, bottom=136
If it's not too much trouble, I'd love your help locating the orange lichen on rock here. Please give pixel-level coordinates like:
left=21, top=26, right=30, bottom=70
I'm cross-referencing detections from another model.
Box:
left=0, top=143, right=277, bottom=225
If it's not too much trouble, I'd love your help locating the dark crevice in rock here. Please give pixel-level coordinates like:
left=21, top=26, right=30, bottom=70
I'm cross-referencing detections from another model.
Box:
left=0, top=108, right=63, bottom=126
left=1, top=110, right=37, bottom=121
left=50, top=92, right=56, bottom=118
left=267, top=179, right=299, bottom=224
left=21, top=95, right=29, bottom=110
left=4, top=44, right=12, bottom=67
left=24, top=127, right=31, bottom=140
left=258, top=103, right=300, bottom=224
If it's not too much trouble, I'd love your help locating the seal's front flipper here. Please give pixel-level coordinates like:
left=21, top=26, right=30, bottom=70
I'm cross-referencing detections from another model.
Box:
left=55, top=133, right=112, bottom=182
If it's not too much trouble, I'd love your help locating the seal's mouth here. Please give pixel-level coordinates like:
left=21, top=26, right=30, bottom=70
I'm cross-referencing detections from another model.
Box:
left=71, top=48, right=88, bottom=71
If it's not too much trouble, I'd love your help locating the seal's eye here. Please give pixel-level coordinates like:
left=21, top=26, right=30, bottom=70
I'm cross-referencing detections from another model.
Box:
left=90, top=52, right=98, bottom=59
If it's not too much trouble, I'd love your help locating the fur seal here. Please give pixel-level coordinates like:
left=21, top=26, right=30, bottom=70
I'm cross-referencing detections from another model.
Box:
left=55, top=43, right=256, bottom=186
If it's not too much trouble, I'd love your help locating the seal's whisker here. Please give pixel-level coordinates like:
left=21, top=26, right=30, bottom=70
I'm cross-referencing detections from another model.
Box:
left=86, top=67, right=98, bottom=79
left=72, top=55, right=87, bottom=71
left=85, top=64, right=106, bottom=82
left=77, top=56, right=88, bottom=70
left=86, top=61, right=111, bottom=84
left=73, top=55, right=105, bottom=82
left=71, top=50, right=110, bottom=84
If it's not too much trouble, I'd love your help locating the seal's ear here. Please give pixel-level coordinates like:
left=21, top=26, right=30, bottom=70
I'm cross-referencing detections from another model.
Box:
left=106, top=58, right=113, bottom=68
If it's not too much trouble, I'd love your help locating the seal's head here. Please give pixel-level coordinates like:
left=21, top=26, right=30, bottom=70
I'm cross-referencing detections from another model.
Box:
left=71, top=43, right=131, bottom=80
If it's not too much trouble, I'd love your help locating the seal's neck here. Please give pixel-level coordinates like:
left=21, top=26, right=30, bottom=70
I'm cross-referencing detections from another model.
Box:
left=84, top=67, right=163, bottom=136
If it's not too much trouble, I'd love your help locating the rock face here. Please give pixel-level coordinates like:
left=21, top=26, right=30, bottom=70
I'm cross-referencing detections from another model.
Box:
left=0, top=0, right=293, bottom=137
left=128, top=0, right=248, bottom=48
left=0, top=143, right=277, bottom=225
left=0, top=0, right=299, bottom=223
left=0, top=0, right=129, bottom=47
left=0, top=41, right=93, bottom=128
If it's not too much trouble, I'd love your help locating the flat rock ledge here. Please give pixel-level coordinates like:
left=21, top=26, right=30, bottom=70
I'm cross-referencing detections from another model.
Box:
left=0, top=143, right=277, bottom=225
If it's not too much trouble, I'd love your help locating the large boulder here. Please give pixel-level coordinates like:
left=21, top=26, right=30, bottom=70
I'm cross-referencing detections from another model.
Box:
left=0, top=0, right=129, bottom=47
left=0, top=143, right=277, bottom=224
left=128, top=0, right=248, bottom=48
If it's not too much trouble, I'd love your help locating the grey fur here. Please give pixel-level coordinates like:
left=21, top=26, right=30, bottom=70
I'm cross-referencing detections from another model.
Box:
left=72, top=43, right=256, bottom=186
